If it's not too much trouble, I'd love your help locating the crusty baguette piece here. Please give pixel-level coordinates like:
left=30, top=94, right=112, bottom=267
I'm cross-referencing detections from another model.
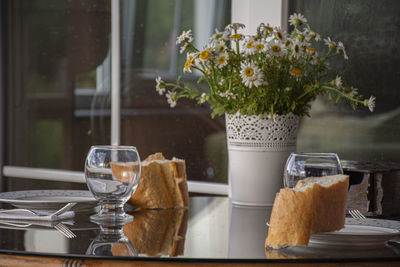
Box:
left=109, top=162, right=140, bottom=184
left=265, top=174, right=349, bottom=249
left=122, top=209, right=188, bottom=257
left=128, top=153, right=189, bottom=209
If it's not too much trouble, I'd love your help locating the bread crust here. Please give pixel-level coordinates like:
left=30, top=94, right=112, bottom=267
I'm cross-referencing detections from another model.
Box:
left=109, top=162, right=139, bottom=184
left=122, top=209, right=188, bottom=257
left=128, top=153, right=189, bottom=209
left=265, top=175, right=349, bottom=249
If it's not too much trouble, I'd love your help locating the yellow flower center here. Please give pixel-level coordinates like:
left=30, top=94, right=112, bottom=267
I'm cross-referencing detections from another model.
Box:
left=218, top=56, right=226, bottom=65
left=231, top=34, right=243, bottom=40
left=276, top=32, right=283, bottom=40
left=200, top=50, right=210, bottom=60
left=244, top=67, right=255, bottom=77
left=294, top=44, right=300, bottom=53
left=306, top=47, right=317, bottom=53
left=271, top=45, right=281, bottom=53
left=184, top=60, right=191, bottom=69
left=218, top=45, right=225, bottom=52
left=290, top=67, right=302, bottom=76
left=256, top=44, right=265, bottom=51
left=247, top=41, right=255, bottom=48
left=265, top=26, right=273, bottom=32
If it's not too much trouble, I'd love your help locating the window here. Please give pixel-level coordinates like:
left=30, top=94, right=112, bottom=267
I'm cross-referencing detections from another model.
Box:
left=290, top=0, right=400, bottom=163
left=1, top=0, right=231, bottom=193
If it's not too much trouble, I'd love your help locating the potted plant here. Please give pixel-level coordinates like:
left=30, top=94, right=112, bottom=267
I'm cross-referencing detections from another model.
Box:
left=155, top=13, right=375, bottom=206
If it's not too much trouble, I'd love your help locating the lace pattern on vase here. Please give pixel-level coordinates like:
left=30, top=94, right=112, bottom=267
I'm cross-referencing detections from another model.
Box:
left=226, top=113, right=300, bottom=151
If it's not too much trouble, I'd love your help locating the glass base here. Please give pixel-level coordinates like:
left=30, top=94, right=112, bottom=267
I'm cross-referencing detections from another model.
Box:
left=90, top=203, right=133, bottom=223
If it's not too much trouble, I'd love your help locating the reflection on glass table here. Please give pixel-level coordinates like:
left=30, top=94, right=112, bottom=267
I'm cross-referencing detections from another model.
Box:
left=0, top=197, right=398, bottom=263
left=86, top=220, right=137, bottom=257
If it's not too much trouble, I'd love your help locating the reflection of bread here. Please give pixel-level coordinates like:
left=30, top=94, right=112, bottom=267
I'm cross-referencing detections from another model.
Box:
left=123, top=209, right=188, bottom=257
left=110, top=162, right=139, bottom=184
left=111, top=243, right=132, bottom=257
left=265, top=174, right=349, bottom=249
left=128, top=153, right=189, bottom=209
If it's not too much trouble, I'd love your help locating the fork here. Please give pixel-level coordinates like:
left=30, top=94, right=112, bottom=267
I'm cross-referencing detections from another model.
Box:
left=0, top=202, right=77, bottom=218
left=54, top=223, right=76, bottom=239
left=348, top=209, right=367, bottom=220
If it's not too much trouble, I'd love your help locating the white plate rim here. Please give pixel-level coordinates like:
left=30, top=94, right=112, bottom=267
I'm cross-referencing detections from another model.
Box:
left=0, top=190, right=96, bottom=204
left=309, top=218, right=400, bottom=246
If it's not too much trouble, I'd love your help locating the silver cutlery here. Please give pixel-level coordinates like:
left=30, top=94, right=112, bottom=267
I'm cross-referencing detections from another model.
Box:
left=348, top=209, right=367, bottom=220
left=54, top=223, right=76, bottom=239
left=0, top=202, right=77, bottom=218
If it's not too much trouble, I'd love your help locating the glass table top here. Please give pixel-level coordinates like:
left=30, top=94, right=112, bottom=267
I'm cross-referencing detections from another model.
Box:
left=0, top=196, right=399, bottom=263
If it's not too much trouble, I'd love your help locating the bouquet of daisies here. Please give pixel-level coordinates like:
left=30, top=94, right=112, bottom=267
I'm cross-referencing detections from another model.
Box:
left=155, top=13, right=375, bottom=118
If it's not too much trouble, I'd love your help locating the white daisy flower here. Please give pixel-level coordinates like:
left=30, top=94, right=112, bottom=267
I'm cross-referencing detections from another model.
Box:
left=274, top=27, right=287, bottom=42
left=269, top=41, right=285, bottom=57
left=324, top=37, right=337, bottom=49
left=303, top=26, right=321, bottom=42
left=306, top=47, right=319, bottom=64
left=289, top=13, right=307, bottom=27
left=176, top=30, right=193, bottom=45
left=230, top=33, right=244, bottom=42
left=240, top=62, right=263, bottom=88
left=289, top=67, right=303, bottom=79
left=350, top=86, right=358, bottom=95
left=179, top=43, right=189, bottom=54
left=257, top=23, right=274, bottom=37
left=210, top=29, right=230, bottom=43
left=367, top=95, right=376, bottom=112
left=335, top=75, right=343, bottom=88
left=254, top=40, right=268, bottom=53
left=183, top=59, right=192, bottom=73
left=216, top=52, right=229, bottom=68
left=183, top=52, right=197, bottom=73
left=166, top=91, right=177, bottom=108
left=225, top=22, right=245, bottom=32
left=305, top=47, right=318, bottom=56
left=155, top=76, right=165, bottom=95
left=214, top=40, right=227, bottom=53
left=291, top=39, right=304, bottom=59
left=219, top=92, right=236, bottom=99
left=337, top=41, right=349, bottom=60
left=243, top=38, right=257, bottom=55
left=199, top=45, right=213, bottom=62
left=199, top=93, right=208, bottom=104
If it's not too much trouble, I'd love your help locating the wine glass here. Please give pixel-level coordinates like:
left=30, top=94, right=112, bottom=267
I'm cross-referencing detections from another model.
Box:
left=86, top=220, right=137, bottom=256
left=85, top=145, right=141, bottom=222
left=283, top=153, right=343, bottom=188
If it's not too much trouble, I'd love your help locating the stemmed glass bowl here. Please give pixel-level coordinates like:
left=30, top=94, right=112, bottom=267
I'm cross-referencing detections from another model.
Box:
left=283, top=152, right=343, bottom=188
left=86, top=220, right=137, bottom=256
left=85, top=145, right=141, bottom=222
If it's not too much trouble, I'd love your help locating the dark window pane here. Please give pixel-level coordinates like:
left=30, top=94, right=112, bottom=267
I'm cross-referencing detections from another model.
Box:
left=6, top=0, right=111, bottom=176
left=120, top=0, right=231, bottom=183
left=290, top=0, right=400, bottom=162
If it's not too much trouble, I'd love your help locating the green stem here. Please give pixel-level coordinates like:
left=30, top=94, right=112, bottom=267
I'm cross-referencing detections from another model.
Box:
left=322, top=85, right=365, bottom=104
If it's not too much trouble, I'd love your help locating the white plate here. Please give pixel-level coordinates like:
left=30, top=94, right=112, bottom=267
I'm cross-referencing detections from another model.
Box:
left=0, top=190, right=97, bottom=211
left=309, top=218, right=400, bottom=247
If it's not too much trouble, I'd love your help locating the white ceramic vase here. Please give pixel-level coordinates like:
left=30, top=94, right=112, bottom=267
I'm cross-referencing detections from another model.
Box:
left=225, top=112, right=300, bottom=206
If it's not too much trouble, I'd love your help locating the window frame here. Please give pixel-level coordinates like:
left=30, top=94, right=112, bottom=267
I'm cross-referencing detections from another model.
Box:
left=1, top=0, right=287, bottom=196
